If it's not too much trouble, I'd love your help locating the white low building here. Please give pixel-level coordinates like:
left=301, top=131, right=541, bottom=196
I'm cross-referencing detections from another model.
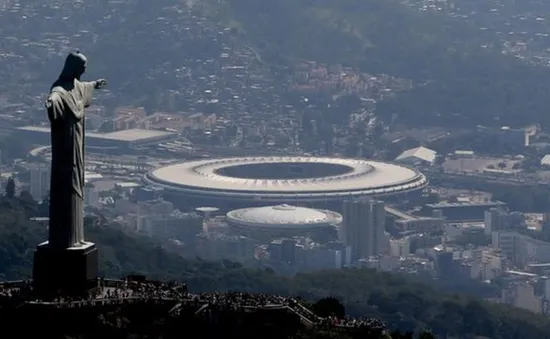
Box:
left=395, top=146, right=437, bottom=166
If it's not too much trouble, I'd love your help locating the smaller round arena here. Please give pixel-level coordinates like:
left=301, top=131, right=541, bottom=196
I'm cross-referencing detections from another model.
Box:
left=226, top=204, right=342, bottom=238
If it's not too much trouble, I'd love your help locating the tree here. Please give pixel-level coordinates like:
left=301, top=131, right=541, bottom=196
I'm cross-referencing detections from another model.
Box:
left=311, top=297, right=346, bottom=317
left=5, top=177, right=15, bottom=198
left=19, top=190, right=34, bottom=203
left=417, top=331, right=436, bottom=339
left=38, top=195, right=49, bottom=218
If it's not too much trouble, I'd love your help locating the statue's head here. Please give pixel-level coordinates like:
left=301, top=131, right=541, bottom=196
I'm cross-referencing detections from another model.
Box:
left=59, top=51, right=88, bottom=81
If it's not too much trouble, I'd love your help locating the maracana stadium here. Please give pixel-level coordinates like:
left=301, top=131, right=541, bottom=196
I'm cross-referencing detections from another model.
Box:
left=143, top=156, right=428, bottom=209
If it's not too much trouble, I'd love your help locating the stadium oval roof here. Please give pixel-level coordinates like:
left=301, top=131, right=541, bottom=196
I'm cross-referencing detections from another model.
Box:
left=144, top=156, right=428, bottom=200
left=226, top=204, right=342, bottom=229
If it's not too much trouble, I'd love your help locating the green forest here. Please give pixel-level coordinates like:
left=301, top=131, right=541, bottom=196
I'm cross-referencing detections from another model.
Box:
left=1, top=196, right=550, bottom=338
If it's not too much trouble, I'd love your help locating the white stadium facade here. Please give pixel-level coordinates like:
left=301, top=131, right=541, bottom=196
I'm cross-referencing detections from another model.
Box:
left=143, top=156, right=428, bottom=209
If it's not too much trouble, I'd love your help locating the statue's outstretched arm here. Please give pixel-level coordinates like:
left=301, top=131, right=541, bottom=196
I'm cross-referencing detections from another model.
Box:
left=80, top=79, right=106, bottom=108
left=94, top=79, right=107, bottom=89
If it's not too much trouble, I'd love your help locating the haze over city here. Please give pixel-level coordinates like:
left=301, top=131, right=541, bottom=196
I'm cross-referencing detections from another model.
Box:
left=3, top=0, right=550, bottom=338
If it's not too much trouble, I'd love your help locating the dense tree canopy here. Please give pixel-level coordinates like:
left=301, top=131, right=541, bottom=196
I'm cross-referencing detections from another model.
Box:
left=4, top=178, right=15, bottom=199
left=312, top=297, right=347, bottom=318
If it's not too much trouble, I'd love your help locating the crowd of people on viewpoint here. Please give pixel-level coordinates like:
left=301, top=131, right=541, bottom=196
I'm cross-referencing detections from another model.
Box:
left=0, top=278, right=385, bottom=332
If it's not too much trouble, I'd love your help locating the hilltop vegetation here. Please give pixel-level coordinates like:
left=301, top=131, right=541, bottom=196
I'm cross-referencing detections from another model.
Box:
left=0, top=197, right=550, bottom=338
left=191, top=268, right=550, bottom=339
left=209, top=0, right=550, bottom=127
left=0, top=196, right=190, bottom=281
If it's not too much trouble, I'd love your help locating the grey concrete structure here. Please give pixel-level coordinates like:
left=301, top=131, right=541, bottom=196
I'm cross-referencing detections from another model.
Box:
left=16, top=126, right=178, bottom=151
left=33, top=52, right=106, bottom=296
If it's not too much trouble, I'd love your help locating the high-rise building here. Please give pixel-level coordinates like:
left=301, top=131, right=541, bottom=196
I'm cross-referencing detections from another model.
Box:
left=435, top=250, right=455, bottom=280
left=341, top=199, right=386, bottom=261
left=372, top=200, right=386, bottom=255
left=281, top=239, right=298, bottom=265
left=390, top=237, right=410, bottom=257
left=29, top=164, right=50, bottom=202
left=484, top=207, right=507, bottom=235
left=84, top=183, right=99, bottom=207
left=502, top=282, right=542, bottom=314
left=268, top=238, right=298, bottom=265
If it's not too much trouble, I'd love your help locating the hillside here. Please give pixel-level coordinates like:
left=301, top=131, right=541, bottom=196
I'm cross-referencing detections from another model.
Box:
left=2, top=0, right=549, bottom=128
left=189, top=268, right=550, bottom=338
left=0, top=196, right=192, bottom=280
left=210, top=0, right=550, bottom=127
left=1, top=197, right=550, bottom=338
left=0, top=293, right=431, bottom=339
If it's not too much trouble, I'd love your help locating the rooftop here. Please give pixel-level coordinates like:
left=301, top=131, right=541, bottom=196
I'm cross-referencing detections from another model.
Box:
left=17, top=126, right=177, bottom=142
left=385, top=205, right=418, bottom=221
left=426, top=201, right=505, bottom=208
left=94, top=129, right=177, bottom=141
left=145, top=157, right=428, bottom=195
left=227, top=204, right=342, bottom=228
left=395, top=146, right=437, bottom=164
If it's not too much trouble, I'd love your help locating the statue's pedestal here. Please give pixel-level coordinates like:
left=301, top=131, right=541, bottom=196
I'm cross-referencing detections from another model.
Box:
left=33, top=241, right=98, bottom=297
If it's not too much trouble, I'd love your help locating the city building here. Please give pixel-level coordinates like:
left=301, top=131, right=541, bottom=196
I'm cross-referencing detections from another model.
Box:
left=394, top=146, right=437, bottom=166
left=84, top=183, right=99, bottom=207
left=476, top=125, right=537, bottom=148
left=390, top=237, right=410, bottom=257
left=29, top=163, right=50, bottom=202
left=435, top=250, right=455, bottom=280
left=493, top=231, right=550, bottom=266
left=138, top=212, right=203, bottom=252
left=269, top=239, right=298, bottom=265
left=502, top=282, right=542, bottom=314
left=16, top=126, right=178, bottom=152
left=484, top=207, right=509, bottom=235
left=341, top=199, right=387, bottom=261
left=267, top=238, right=349, bottom=272
left=420, top=201, right=507, bottom=222
left=386, top=205, right=444, bottom=234
left=469, top=248, right=506, bottom=281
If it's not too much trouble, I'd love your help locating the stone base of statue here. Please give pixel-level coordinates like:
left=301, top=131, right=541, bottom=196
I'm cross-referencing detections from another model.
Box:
left=33, top=241, right=98, bottom=297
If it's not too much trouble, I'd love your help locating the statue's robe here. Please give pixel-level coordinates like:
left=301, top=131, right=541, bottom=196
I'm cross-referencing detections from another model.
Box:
left=46, top=67, right=95, bottom=249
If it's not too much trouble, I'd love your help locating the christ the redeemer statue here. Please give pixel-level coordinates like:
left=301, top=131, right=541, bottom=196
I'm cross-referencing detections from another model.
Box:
left=33, top=51, right=106, bottom=297
left=45, top=51, right=106, bottom=249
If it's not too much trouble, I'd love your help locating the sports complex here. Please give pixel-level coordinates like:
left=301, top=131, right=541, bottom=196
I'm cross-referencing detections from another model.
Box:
left=225, top=204, right=343, bottom=239
left=143, top=156, right=428, bottom=209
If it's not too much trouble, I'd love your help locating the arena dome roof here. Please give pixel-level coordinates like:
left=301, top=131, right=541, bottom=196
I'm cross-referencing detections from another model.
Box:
left=143, top=156, right=428, bottom=203
left=226, top=204, right=342, bottom=229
